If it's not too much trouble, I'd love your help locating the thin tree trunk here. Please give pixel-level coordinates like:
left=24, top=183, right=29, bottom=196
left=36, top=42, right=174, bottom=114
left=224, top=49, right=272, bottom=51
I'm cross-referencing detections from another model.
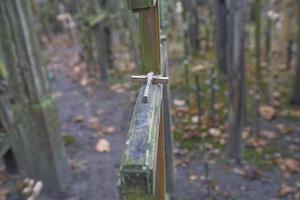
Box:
left=182, top=0, right=200, bottom=55
left=226, top=0, right=246, bottom=161
left=215, top=0, right=228, bottom=75
left=267, top=18, right=275, bottom=105
left=291, top=2, right=300, bottom=104
left=254, top=0, right=261, bottom=137
left=280, top=0, right=291, bottom=55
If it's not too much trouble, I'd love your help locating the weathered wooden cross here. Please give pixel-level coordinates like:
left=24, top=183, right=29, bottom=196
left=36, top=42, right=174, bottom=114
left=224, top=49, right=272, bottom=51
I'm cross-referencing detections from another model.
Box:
left=131, top=72, right=169, bottom=103
left=119, top=0, right=175, bottom=199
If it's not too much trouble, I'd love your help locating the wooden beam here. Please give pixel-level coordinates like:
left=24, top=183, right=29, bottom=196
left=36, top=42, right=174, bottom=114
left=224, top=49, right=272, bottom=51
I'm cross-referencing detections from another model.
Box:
left=139, top=3, right=161, bottom=74
left=127, top=0, right=157, bottom=11
left=119, top=84, right=162, bottom=199
left=161, top=36, right=175, bottom=200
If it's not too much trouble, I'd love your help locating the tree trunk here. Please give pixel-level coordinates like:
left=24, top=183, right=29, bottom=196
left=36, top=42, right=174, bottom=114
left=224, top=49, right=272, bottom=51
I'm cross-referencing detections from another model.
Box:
left=280, top=0, right=291, bottom=56
left=182, top=0, right=200, bottom=55
left=254, top=0, right=261, bottom=137
left=90, top=0, right=109, bottom=80
left=291, top=2, right=300, bottom=104
left=214, top=0, right=228, bottom=75
left=226, top=0, right=246, bottom=161
left=0, top=0, right=69, bottom=192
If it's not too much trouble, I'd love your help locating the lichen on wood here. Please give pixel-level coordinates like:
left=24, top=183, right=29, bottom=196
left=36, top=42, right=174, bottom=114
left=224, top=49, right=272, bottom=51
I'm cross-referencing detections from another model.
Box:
left=127, top=0, right=157, bottom=11
left=119, top=84, right=162, bottom=199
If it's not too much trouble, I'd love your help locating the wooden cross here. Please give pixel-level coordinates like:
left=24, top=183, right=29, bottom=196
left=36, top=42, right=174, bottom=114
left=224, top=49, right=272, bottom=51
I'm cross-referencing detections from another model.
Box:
left=131, top=72, right=169, bottom=103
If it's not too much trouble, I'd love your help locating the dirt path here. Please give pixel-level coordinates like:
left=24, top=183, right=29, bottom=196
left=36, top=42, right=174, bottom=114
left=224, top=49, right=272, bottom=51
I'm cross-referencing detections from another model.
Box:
left=45, top=35, right=133, bottom=200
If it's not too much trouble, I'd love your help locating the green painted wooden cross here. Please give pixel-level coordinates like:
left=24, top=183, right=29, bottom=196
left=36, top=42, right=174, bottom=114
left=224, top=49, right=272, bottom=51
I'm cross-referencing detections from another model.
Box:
left=119, top=0, right=175, bottom=199
left=132, top=72, right=169, bottom=103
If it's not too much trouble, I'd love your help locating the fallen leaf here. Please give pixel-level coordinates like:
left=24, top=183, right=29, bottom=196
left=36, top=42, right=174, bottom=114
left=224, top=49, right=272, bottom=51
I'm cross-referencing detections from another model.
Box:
left=87, top=117, right=101, bottom=131
left=259, top=106, right=276, bottom=120
left=278, top=158, right=300, bottom=173
left=183, top=131, right=200, bottom=139
left=103, top=126, right=116, bottom=134
left=73, top=116, right=84, bottom=124
left=175, top=106, right=189, bottom=116
left=188, top=175, right=198, bottom=181
left=246, top=138, right=268, bottom=149
left=290, top=109, right=300, bottom=117
left=276, top=124, right=292, bottom=134
left=173, top=99, right=186, bottom=107
left=209, top=128, right=221, bottom=138
left=95, top=139, right=110, bottom=153
left=191, top=115, right=199, bottom=124
left=192, top=64, right=205, bottom=72
left=110, top=83, right=125, bottom=93
left=277, top=183, right=296, bottom=197
left=242, top=130, right=250, bottom=140
left=260, top=130, right=277, bottom=140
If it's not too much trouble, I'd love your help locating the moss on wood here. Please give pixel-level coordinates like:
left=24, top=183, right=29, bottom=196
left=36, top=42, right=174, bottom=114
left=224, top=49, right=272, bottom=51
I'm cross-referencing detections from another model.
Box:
left=119, top=84, right=162, bottom=199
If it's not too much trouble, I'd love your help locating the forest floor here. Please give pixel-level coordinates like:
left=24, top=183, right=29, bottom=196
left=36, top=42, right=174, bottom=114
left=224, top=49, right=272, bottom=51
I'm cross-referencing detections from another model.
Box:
left=1, top=34, right=300, bottom=200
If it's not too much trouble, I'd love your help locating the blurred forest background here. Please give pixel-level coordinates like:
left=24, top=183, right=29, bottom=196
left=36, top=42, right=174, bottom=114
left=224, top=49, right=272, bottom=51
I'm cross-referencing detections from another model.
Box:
left=0, top=0, right=300, bottom=199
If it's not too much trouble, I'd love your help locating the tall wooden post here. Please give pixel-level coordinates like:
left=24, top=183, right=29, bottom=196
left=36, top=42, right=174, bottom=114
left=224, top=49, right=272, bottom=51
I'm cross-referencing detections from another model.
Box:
left=160, top=0, right=175, bottom=197
left=120, top=0, right=172, bottom=199
left=254, top=0, right=261, bottom=137
left=181, top=0, right=200, bottom=54
left=91, top=0, right=109, bottom=80
left=161, top=36, right=175, bottom=200
left=226, top=0, right=246, bottom=160
left=291, top=1, right=300, bottom=105
left=214, top=0, right=228, bottom=75
left=0, top=0, right=69, bottom=192
left=139, top=3, right=166, bottom=199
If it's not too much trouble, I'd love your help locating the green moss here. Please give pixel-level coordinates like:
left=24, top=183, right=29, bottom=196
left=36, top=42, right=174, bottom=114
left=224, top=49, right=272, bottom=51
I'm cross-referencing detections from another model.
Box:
left=0, top=60, right=8, bottom=79
left=243, top=147, right=274, bottom=171
left=62, top=134, right=76, bottom=146
left=174, top=130, right=225, bottom=151
left=31, top=96, right=55, bottom=110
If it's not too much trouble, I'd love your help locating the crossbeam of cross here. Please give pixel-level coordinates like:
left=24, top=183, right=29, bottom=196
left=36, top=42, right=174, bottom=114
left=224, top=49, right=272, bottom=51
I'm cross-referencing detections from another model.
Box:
left=131, top=72, right=169, bottom=103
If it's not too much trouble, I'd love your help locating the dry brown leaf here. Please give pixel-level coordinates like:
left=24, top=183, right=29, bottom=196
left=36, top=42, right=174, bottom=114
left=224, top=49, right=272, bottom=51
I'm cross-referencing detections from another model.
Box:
left=242, top=130, right=250, bottom=140
left=175, top=106, right=189, bottom=116
left=188, top=175, right=198, bottom=181
left=276, top=124, right=292, bottom=134
left=209, top=128, right=221, bottom=138
left=73, top=116, right=84, bottom=124
left=290, top=109, right=300, bottom=117
left=260, top=130, right=277, bottom=140
left=87, top=117, right=101, bottom=131
left=277, top=183, right=296, bottom=197
left=110, top=83, right=125, bottom=93
left=95, top=139, right=110, bottom=153
left=259, top=106, right=276, bottom=120
left=103, top=126, right=116, bottom=134
left=192, top=65, right=205, bottom=72
left=219, top=138, right=226, bottom=145
left=278, top=158, right=300, bottom=173
left=247, top=138, right=268, bottom=149
left=183, top=131, right=200, bottom=139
